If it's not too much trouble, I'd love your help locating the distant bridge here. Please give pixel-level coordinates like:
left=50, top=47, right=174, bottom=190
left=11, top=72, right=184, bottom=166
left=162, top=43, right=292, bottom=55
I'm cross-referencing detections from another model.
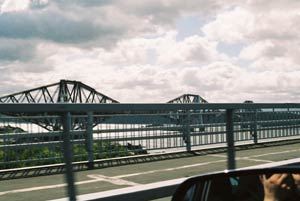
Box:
left=0, top=80, right=120, bottom=130
left=167, top=94, right=208, bottom=103
left=0, top=79, right=119, bottom=104
left=0, top=80, right=211, bottom=130
left=0, top=80, right=208, bottom=105
left=1, top=80, right=297, bottom=133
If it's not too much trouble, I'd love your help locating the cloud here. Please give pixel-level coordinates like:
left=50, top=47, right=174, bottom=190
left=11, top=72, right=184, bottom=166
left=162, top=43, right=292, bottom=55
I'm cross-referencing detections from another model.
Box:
left=0, top=0, right=300, bottom=104
left=75, top=31, right=223, bottom=68
left=202, top=7, right=254, bottom=43
left=0, top=39, right=36, bottom=62
left=0, top=0, right=232, bottom=64
left=202, top=5, right=300, bottom=44
left=0, top=9, right=112, bottom=44
left=239, top=40, right=286, bottom=61
left=0, top=0, right=30, bottom=13
left=0, top=0, right=236, bottom=45
left=181, top=62, right=243, bottom=93
left=246, top=0, right=300, bottom=12
left=203, top=3, right=300, bottom=72
left=0, top=39, right=58, bottom=70
left=155, top=33, right=221, bottom=66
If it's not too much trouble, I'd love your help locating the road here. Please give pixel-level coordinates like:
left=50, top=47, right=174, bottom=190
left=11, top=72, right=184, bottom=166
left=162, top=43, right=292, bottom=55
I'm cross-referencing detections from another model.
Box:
left=1, top=141, right=300, bottom=201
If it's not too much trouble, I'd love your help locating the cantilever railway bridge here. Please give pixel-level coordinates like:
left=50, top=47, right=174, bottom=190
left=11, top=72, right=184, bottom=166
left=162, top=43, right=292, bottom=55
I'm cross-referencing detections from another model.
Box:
left=0, top=80, right=210, bottom=131
left=0, top=79, right=208, bottom=105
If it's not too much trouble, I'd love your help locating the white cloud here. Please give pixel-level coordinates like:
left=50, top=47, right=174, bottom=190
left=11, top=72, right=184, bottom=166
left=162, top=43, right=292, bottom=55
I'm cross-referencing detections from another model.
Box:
left=1, top=0, right=300, bottom=103
left=202, top=4, right=300, bottom=44
left=249, top=57, right=298, bottom=71
left=0, top=0, right=30, bottom=13
left=79, top=31, right=223, bottom=67
left=203, top=2, right=300, bottom=72
left=239, top=40, right=275, bottom=60
left=202, top=7, right=255, bottom=43
left=155, top=32, right=220, bottom=66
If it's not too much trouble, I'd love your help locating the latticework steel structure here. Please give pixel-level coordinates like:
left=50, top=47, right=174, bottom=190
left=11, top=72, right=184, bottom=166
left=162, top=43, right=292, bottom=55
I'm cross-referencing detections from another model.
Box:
left=167, top=94, right=208, bottom=104
left=0, top=83, right=212, bottom=130
left=0, top=80, right=119, bottom=131
left=167, top=94, right=209, bottom=129
left=0, top=80, right=119, bottom=104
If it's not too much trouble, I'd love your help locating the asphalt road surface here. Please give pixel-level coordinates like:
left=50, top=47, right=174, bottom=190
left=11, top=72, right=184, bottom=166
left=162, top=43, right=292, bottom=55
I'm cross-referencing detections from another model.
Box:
left=1, top=142, right=300, bottom=201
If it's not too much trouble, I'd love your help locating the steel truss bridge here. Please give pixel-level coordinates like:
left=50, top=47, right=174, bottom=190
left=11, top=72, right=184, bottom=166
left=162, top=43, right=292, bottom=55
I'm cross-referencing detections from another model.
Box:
left=0, top=80, right=119, bottom=104
left=0, top=80, right=211, bottom=131
left=167, top=94, right=208, bottom=104
left=0, top=80, right=119, bottom=130
left=0, top=80, right=299, bottom=140
left=0, top=80, right=208, bottom=105
left=0, top=80, right=299, bottom=132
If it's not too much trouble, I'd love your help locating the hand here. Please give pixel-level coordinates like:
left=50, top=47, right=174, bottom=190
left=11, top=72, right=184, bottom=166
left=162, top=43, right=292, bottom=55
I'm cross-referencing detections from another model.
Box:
left=260, top=174, right=289, bottom=201
left=292, top=174, right=300, bottom=184
left=292, top=174, right=300, bottom=195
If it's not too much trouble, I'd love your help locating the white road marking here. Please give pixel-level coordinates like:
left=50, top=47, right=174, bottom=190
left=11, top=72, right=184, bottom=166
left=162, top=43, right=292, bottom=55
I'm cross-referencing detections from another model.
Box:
left=87, top=175, right=139, bottom=186
left=211, top=148, right=300, bottom=163
left=239, top=158, right=274, bottom=163
left=211, top=154, right=226, bottom=158
left=0, top=184, right=67, bottom=196
left=212, top=154, right=273, bottom=163
left=0, top=178, right=107, bottom=196
left=114, top=159, right=227, bottom=179
left=244, top=149, right=300, bottom=158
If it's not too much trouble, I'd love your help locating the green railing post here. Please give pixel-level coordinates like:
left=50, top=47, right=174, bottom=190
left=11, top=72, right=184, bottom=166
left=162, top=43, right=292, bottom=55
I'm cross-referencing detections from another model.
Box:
left=62, top=112, right=77, bottom=201
left=226, top=109, right=235, bottom=170
left=253, top=111, right=258, bottom=144
left=86, top=112, right=94, bottom=169
left=186, top=110, right=191, bottom=152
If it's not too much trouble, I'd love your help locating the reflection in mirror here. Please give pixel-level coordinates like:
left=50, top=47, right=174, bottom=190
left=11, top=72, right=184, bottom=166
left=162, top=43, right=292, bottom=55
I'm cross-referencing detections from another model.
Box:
left=184, top=176, right=234, bottom=201
left=173, top=169, right=300, bottom=201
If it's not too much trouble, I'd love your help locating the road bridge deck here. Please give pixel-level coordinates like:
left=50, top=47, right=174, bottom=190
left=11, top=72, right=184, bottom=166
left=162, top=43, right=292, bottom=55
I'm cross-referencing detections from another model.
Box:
left=1, top=141, right=300, bottom=201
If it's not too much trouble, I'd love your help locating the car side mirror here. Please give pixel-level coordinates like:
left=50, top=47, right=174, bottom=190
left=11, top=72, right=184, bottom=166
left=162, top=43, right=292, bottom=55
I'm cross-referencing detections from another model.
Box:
left=172, top=167, right=300, bottom=201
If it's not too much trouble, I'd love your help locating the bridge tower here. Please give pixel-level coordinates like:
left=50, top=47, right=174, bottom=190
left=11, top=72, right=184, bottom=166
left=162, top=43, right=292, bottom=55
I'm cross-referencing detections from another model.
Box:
left=0, top=80, right=118, bottom=104
left=0, top=80, right=119, bottom=131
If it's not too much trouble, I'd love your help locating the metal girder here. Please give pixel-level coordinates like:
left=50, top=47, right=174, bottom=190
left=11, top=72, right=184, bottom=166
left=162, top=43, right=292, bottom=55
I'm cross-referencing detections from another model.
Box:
left=167, top=94, right=216, bottom=135
left=0, top=80, right=119, bottom=104
left=167, top=94, right=208, bottom=104
left=0, top=80, right=119, bottom=131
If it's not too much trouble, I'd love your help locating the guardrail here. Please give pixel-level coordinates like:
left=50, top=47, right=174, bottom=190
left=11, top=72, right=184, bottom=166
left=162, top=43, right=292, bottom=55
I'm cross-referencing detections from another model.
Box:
left=1, top=103, right=300, bottom=200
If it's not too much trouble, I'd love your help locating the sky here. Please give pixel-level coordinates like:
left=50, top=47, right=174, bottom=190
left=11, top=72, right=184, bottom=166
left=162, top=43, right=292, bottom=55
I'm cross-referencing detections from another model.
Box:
left=0, top=0, right=299, bottom=103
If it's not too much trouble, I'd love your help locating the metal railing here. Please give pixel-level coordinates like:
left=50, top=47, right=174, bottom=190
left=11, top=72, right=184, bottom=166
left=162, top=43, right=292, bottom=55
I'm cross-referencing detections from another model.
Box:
left=1, top=103, right=300, bottom=200
left=1, top=104, right=300, bottom=169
